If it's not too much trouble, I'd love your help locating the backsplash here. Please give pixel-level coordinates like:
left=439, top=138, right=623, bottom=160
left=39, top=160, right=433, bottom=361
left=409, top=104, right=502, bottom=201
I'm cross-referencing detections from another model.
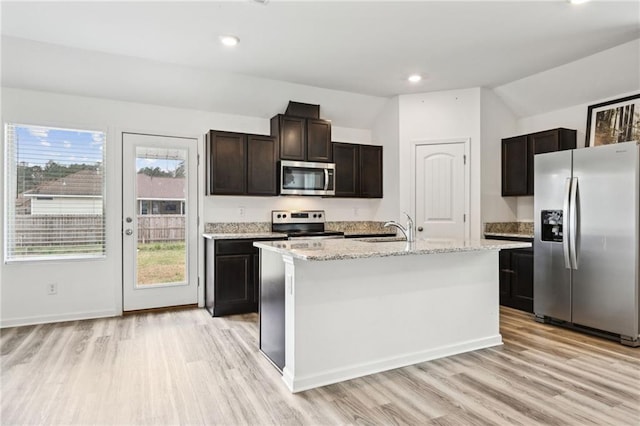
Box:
left=204, top=221, right=392, bottom=235
left=484, top=221, right=533, bottom=235
left=325, top=221, right=391, bottom=234
left=204, top=222, right=271, bottom=233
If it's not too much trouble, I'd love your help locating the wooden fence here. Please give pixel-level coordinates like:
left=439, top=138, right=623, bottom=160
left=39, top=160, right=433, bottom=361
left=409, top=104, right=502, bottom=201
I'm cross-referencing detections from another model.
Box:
left=12, top=215, right=105, bottom=248
left=137, top=215, right=185, bottom=243
left=12, top=214, right=185, bottom=247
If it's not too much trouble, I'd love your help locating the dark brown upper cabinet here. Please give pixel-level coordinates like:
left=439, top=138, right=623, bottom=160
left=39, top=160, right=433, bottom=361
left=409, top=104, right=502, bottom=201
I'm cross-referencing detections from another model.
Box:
left=246, top=134, right=278, bottom=195
left=502, top=128, right=576, bottom=196
left=360, top=145, right=383, bottom=198
left=271, top=114, right=332, bottom=162
left=502, top=135, right=528, bottom=196
left=333, top=142, right=383, bottom=198
left=207, top=130, right=278, bottom=196
left=333, top=143, right=359, bottom=197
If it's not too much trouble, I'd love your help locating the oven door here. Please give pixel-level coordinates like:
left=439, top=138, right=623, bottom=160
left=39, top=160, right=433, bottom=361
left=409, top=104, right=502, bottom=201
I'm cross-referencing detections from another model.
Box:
left=280, top=160, right=335, bottom=196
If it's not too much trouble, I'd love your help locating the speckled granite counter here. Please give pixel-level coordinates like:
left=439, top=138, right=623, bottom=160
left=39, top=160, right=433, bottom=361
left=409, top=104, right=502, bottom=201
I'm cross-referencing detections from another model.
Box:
left=254, top=238, right=530, bottom=261
left=203, top=232, right=285, bottom=240
left=484, top=222, right=533, bottom=240
left=204, top=220, right=396, bottom=240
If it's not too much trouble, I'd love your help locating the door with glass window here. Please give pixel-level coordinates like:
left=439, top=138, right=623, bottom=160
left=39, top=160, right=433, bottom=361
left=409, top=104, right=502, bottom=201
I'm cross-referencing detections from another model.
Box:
left=122, top=133, right=198, bottom=311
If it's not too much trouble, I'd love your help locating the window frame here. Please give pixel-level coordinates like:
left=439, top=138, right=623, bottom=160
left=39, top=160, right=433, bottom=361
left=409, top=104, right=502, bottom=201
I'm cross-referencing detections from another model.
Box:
left=3, top=122, right=108, bottom=263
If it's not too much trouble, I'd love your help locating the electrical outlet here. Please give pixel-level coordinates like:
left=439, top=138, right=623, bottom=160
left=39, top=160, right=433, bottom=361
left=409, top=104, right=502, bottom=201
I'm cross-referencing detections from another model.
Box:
left=47, top=283, right=57, bottom=295
left=238, top=206, right=245, bottom=217
left=354, top=207, right=359, bottom=217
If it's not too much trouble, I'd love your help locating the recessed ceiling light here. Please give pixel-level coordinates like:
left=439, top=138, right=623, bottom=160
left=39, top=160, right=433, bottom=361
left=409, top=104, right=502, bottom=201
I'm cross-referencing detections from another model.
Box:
left=219, top=35, right=240, bottom=47
left=408, top=74, right=422, bottom=83
left=568, top=0, right=590, bottom=4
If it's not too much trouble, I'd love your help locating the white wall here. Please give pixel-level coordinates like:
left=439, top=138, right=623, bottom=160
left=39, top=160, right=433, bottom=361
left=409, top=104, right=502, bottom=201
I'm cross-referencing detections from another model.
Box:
left=480, top=88, right=518, bottom=224
left=494, top=39, right=640, bottom=119
left=0, top=87, right=384, bottom=327
left=398, top=88, right=482, bottom=239
left=514, top=90, right=640, bottom=221
left=371, top=96, right=400, bottom=221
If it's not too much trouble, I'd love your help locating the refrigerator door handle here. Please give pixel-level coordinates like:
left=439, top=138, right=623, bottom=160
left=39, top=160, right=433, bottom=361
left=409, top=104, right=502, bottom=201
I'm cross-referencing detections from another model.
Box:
left=569, top=177, right=579, bottom=270
left=563, top=177, right=572, bottom=269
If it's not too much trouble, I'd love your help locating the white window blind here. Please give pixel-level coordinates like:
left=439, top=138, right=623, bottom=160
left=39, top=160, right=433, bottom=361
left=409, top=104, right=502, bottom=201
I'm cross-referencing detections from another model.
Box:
left=4, top=123, right=106, bottom=261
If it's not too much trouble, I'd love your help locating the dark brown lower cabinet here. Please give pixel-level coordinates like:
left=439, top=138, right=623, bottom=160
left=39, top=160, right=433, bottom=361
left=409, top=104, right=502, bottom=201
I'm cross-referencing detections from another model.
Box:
left=205, top=237, right=285, bottom=317
left=499, top=247, right=533, bottom=313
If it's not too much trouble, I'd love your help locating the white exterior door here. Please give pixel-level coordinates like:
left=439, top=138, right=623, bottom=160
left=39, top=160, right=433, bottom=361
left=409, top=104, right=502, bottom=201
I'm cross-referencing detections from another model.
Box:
left=122, top=133, right=198, bottom=311
left=415, top=142, right=468, bottom=240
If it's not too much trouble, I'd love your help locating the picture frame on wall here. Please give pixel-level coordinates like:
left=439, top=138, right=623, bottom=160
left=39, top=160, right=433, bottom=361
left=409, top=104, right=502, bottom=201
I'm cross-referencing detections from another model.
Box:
left=586, top=93, right=640, bottom=147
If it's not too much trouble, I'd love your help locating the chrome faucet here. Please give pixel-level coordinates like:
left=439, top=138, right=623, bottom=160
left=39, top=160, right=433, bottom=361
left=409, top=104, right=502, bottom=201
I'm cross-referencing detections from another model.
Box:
left=384, top=212, right=415, bottom=242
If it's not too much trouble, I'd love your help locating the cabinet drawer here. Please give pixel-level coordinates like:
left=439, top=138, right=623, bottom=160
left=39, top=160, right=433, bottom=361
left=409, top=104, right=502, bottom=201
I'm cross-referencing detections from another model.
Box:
left=215, top=239, right=256, bottom=255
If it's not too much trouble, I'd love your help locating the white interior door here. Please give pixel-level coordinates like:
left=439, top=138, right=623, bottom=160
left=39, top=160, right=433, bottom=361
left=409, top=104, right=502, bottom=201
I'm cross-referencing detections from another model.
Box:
left=415, top=142, right=468, bottom=240
left=122, top=133, right=198, bottom=311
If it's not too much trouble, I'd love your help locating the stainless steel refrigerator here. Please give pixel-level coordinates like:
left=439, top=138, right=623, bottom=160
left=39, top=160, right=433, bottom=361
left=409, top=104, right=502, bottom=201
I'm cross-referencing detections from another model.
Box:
left=534, top=141, right=639, bottom=346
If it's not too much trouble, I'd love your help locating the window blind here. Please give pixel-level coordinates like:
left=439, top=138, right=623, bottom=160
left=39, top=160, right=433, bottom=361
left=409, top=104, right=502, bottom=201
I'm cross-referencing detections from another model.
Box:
left=4, top=123, right=106, bottom=261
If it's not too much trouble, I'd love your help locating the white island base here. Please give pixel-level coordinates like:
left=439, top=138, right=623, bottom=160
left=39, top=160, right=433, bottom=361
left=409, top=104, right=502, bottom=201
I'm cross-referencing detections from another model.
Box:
left=259, top=245, right=505, bottom=393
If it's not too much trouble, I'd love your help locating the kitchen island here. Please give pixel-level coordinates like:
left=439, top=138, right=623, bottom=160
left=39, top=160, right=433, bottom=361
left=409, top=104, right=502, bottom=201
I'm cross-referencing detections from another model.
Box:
left=255, top=238, right=531, bottom=393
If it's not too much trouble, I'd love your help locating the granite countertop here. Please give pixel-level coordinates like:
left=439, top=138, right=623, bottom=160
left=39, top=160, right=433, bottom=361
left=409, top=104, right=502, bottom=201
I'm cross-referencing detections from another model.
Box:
left=202, top=230, right=397, bottom=240
left=484, top=222, right=533, bottom=240
left=483, top=232, right=534, bottom=240
left=343, top=231, right=397, bottom=237
left=254, top=238, right=531, bottom=262
left=203, top=232, right=286, bottom=240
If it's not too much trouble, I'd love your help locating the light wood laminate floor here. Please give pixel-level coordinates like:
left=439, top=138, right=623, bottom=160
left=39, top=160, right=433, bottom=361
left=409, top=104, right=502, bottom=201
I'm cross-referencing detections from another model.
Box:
left=1, top=307, right=639, bottom=425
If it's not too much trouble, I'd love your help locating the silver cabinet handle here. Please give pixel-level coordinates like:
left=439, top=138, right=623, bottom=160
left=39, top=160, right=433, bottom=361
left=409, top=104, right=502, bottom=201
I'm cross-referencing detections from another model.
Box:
left=417, top=227, right=424, bottom=232
left=125, top=229, right=133, bottom=236
left=125, top=217, right=133, bottom=223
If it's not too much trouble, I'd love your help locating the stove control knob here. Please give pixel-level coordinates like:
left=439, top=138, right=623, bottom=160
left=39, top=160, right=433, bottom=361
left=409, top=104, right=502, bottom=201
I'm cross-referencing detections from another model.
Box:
left=277, top=214, right=281, bottom=219
left=283, top=214, right=287, bottom=218
left=313, top=214, right=317, bottom=218
left=318, top=213, right=322, bottom=218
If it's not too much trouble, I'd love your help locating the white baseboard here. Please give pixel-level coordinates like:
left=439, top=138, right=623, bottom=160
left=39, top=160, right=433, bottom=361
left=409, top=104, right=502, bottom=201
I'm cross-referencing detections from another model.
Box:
left=283, top=335, right=503, bottom=393
left=0, top=310, right=119, bottom=328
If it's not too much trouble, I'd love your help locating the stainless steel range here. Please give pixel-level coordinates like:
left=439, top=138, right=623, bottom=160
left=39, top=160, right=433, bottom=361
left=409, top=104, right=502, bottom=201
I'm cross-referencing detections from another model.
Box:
left=271, top=210, right=344, bottom=240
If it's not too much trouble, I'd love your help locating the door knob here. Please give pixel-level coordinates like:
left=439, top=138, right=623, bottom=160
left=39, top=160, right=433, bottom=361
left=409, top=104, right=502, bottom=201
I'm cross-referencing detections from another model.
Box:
left=125, top=229, right=133, bottom=236
left=417, top=226, right=424, bottom=232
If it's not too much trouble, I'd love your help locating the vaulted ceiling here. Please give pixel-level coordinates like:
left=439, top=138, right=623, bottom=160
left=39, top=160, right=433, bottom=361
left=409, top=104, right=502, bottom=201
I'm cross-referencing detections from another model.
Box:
left=2, top=1, right=639, bottom=126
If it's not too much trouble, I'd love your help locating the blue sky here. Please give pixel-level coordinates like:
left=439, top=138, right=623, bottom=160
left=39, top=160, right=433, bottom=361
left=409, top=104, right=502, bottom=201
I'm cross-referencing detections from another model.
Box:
left=15, top=125, right=104, bottom=167
left=15, top=124, right=184, bottom=174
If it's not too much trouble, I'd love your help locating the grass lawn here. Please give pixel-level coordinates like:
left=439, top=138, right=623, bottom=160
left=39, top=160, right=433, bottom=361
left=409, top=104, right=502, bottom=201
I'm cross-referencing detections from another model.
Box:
left=137, top=242, right=185, bottom=285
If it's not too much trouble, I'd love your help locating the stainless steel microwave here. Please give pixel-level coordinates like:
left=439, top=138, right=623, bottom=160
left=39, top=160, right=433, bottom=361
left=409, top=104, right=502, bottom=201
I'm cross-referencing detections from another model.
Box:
left=280, top=160, right=335, bottom=196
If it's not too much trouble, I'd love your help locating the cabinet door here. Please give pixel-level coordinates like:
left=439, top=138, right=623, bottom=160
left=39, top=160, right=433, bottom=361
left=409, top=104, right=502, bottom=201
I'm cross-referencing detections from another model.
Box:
left=253, top=253, right=260, bottom=305
left=360, top=145, right=383, bottom=198
left=209, top=131, right=246, bottom=195
left=528, top=130, right=560, bottom=195
left=215, top=254, right=253, bottom=311
left=247, top=135, right=278, bottom=195
left=511, top=249, right=534, bottom=313
left=306, top=119, right=332, bottom=162
left=499, top=249, right=513, bottom=306
left=274, top=115, right=306, bottom=161
left=501, top=135, right=528, bottom=196
left=333, top=142, right=359, bottom=197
